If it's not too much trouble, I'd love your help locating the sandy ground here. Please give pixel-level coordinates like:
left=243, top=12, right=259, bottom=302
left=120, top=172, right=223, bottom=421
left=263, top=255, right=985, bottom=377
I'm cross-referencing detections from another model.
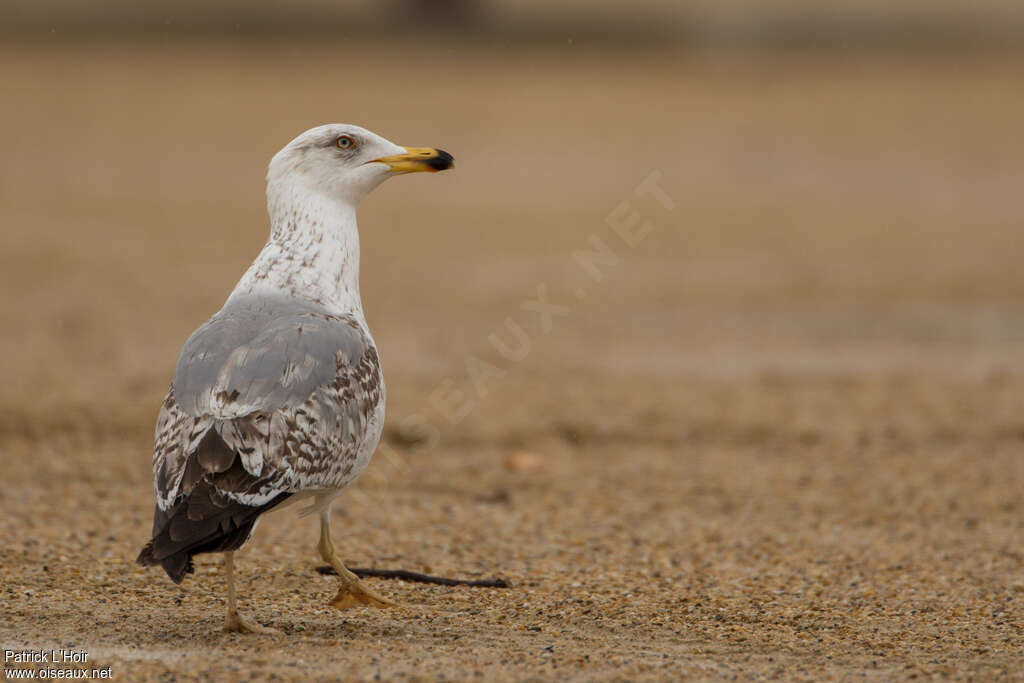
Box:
left=1, top=44, right=1023, bottom=680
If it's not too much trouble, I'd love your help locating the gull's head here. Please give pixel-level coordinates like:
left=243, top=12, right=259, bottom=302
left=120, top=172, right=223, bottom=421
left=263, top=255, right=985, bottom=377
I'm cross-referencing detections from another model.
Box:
left=267, top=124, right=454, bottom=205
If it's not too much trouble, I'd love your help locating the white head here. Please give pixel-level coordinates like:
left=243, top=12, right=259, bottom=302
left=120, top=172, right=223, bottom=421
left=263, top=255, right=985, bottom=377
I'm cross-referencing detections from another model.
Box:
left=267, top=124, right=454, bottom=206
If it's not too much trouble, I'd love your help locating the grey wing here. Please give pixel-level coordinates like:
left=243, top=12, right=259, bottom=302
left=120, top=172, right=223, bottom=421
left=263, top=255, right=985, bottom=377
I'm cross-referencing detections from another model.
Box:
left=172, top=295, right=367, bottom=419
left=154, top=295, right=382, bottom=508
left=140, top=296, right=383, bottom=582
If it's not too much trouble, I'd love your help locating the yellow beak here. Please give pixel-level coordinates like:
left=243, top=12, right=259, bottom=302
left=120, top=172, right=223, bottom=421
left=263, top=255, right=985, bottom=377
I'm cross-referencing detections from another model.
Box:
left=373, top=147, right=455, bottom=173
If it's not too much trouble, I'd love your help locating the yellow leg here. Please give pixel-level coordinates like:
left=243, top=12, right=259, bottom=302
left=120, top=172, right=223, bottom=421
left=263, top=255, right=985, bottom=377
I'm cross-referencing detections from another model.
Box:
left=318, top=509, right=398, bottom=610
left=223, top=551, right=279, bottom=634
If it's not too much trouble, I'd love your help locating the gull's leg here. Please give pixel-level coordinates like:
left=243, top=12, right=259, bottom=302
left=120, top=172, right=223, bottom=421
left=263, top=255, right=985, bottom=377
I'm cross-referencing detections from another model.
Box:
left=223, top=551, right=279, bottom=634
left=318, top=508, right=398, bottom=610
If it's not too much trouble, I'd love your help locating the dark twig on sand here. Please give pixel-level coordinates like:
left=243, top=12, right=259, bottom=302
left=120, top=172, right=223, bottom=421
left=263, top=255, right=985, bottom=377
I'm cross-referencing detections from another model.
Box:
left=315, top=565, right=510, bottom=588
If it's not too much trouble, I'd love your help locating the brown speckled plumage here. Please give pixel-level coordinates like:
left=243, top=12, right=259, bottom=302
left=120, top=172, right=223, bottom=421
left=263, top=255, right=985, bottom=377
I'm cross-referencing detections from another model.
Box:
left=138, top=298, right=385, bottom=582
left=136, top=124, right=409, bottom=583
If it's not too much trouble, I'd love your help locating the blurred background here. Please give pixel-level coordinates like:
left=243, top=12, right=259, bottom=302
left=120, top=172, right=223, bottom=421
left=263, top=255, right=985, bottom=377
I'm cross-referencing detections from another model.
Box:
left=3, top=0, right=1023, bottom=431
left=4, top=0, right=1024, bottom=48
left=1, top=1, right=1022, bottom=679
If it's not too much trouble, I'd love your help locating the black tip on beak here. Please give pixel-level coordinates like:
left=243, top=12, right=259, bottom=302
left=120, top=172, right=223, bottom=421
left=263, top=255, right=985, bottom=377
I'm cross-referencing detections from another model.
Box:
left=427, top=149, right=455, bottom=171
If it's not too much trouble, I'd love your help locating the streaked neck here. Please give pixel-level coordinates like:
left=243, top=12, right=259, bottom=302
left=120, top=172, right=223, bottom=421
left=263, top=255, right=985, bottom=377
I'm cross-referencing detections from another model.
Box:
left=231, top=182, right=363, bottom=314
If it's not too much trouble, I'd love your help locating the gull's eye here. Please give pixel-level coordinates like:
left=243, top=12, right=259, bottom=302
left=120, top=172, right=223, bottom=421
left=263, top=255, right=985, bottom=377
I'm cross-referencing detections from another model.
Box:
left=335, top=135, right=356, bottom=150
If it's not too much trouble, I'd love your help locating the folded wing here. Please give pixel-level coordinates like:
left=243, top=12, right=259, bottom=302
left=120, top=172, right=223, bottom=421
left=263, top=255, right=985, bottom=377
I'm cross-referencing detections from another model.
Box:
left=138, top=294, right=383, bottom=582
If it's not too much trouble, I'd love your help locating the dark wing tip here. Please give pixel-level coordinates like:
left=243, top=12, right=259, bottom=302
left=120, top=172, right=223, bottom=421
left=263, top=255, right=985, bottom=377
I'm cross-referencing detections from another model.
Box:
left=136, top=541, right=157, bottom=567
left=136, top=540, right=194, bottom=584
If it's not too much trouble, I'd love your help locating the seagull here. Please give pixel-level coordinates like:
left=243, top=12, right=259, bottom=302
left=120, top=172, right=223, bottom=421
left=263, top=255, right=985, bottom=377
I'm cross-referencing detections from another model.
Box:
left=136, top=124, right=454, bottom=633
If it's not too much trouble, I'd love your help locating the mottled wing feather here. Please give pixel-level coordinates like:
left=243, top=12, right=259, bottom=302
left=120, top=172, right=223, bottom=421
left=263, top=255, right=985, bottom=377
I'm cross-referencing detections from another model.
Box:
left=140, top=295, right=384, bottom=583
left=154, top=293, right=381, bottom=503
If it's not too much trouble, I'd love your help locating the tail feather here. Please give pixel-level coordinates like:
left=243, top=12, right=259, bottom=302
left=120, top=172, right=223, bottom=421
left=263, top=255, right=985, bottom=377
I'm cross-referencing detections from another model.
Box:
left=137, top=541, right=194, bottom=584
left=139, top=425, right=292, bottom=583
left=137, top=490, right=291, bottom=584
